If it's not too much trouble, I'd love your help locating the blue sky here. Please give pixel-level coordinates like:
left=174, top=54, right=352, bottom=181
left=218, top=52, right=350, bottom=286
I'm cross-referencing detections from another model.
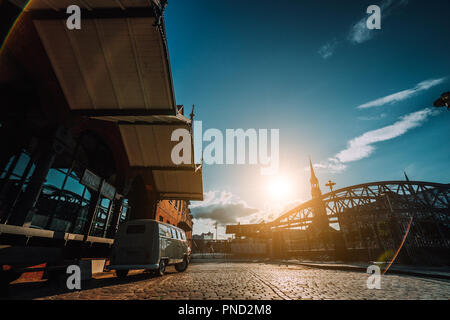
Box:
left=164, top=0, right=450, bottom=237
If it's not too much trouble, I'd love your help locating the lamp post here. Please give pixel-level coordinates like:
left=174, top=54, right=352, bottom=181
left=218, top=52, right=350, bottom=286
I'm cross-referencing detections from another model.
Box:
left=215, top=222, right=218, bottom=240
left=433, top=92, right=450, bottom=110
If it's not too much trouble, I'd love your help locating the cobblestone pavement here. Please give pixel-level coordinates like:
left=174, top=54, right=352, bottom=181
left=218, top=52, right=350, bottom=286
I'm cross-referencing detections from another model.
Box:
left=8, top=262, right=450, bottom=300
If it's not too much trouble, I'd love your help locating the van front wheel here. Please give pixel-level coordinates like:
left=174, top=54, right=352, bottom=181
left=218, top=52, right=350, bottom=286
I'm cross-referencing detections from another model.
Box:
left=175, top=257, right=189, bottom=272
left=156, top=260, right=166, bottom=276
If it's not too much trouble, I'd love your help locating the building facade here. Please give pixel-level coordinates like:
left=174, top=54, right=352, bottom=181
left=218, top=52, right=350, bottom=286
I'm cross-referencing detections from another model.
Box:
left=156, top=200, right=193, bottom=244
left=0, top=1, right=202, bottom=272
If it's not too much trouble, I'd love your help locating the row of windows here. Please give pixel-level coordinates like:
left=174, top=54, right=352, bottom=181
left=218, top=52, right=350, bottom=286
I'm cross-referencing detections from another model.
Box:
left=0, top=150, right=129, bottom=237
left=0, top=152, right=36, bottom=182
left=158, top=215, right=174, bottom=227
left=158, top=223, right=187, bottom=241
left=158, top=199, right=190, bottom=227
left=168, top=199, right=187, bottom=214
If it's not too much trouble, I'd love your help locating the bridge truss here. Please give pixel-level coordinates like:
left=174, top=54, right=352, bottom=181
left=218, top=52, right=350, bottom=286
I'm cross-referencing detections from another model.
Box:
left=266, top=181, right=450, bottom=264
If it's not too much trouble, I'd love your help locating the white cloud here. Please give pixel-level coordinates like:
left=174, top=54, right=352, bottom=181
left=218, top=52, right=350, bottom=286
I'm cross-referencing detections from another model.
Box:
left=357, top=113, right=388, bottom=121
left=348, top=0, right=409, bottom=44
left=356, top=78, right=446, bottom=109
left=191, top=190, right=307, bottom=230
left=348, top=18, right=373, bottom=44
left=318, top=39, right=338, bottom=59
left=190, top=190, right=258, bottom=225
left=319, top=0, right=408, bottom=58
left=336, top=108, right=439, bottom=162
left=191, top=196, right=306, bottom=239
left=314, top=108, right=440, bottom=170
left=192, top=202, right=258, bottom=225
left=190, top=190, right=233, bottom=209
left=304, top=159, right=347, bottom=173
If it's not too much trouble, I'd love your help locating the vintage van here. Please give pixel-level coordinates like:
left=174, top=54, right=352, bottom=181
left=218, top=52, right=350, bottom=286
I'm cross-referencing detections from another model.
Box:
left=108, top=219, right=190, bottom=277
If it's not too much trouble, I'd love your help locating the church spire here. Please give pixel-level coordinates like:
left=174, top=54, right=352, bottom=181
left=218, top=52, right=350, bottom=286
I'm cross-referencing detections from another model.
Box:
left=309, top=157, right=322, bottom=198
left=309, top=157, right=318, bottom=185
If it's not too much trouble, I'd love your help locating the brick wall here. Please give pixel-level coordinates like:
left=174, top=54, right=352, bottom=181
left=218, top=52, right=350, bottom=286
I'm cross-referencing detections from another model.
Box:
left=155, top=200, right=193, bottom=245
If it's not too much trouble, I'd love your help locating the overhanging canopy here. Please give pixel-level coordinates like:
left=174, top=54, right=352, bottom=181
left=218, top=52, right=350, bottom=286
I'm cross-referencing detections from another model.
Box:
left=119, top=121, right=192, bottom=169
left=115, top=116, right=203, bottom=201
left=153, top=169, right=203, bottom=201
left=19, top=0, right=176, bottom=114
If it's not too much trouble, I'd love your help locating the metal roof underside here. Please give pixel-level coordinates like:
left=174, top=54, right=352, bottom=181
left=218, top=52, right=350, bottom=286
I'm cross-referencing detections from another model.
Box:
left=119, top=121, right=203, bottom=201
left=33, top=19, right=175, bottom=113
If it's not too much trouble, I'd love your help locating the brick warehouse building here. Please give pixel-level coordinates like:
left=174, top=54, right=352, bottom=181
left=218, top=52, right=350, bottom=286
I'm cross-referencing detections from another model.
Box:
left=156, top=200, right=193, bottom=243
left=0, top=0, right=201, bottom=277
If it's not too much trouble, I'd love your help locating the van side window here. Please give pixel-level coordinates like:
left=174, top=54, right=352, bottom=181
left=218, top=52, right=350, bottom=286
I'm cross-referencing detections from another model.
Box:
left=170, top=228, right=176, bottom=239
left=180, top=230, right=186, bottom=240
left=159, top=224, right=171, bottom=238
left=159, top=224, right=166, bottom=237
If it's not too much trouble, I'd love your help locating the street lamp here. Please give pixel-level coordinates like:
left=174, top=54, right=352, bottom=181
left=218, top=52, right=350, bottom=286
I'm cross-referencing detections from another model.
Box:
left=433, top=92, right=450, bottom=110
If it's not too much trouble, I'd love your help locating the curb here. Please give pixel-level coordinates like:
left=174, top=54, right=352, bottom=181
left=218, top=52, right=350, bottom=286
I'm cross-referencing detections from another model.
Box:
left=286, top=262, right=450, bottom=281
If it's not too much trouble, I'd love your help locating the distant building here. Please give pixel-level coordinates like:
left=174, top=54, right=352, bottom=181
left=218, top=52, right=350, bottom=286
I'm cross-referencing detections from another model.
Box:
left=193, top=232, right=214, bottom=240
left=226, top=223, right=266, bottom=239
left=156, top=200, right=193, bottom=244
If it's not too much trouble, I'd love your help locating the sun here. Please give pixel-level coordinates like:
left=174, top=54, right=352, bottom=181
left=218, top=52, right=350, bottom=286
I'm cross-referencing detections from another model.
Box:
left=266, top=175, right=293, bottom=200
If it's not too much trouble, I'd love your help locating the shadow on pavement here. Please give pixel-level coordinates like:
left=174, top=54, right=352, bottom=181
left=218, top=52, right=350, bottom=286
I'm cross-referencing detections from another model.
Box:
left=4, top=268, right=178, bottom=300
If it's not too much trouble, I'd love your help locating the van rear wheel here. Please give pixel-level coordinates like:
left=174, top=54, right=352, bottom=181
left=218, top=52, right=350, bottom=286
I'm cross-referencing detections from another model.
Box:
left=116, top=270, right=129, bottom=278
left=175, top=256, right=189, bottom=272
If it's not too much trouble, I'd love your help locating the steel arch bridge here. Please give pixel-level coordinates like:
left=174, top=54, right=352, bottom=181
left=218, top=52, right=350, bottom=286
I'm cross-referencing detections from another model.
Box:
left=265, top=181, right=450, bottom=264
left=269, top=181, right=449, bottom=229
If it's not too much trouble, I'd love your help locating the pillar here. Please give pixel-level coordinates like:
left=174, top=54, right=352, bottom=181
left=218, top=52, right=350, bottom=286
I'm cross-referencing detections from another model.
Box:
left=8, top=140, right=56, bottom=227
left=105, top=196, right=123, bottom=239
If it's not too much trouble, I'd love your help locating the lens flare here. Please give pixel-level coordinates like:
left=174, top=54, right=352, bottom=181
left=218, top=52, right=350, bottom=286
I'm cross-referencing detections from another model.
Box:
left=266, top=175, right=293, bottom=200
left=0, top=1, right=32, bottom=53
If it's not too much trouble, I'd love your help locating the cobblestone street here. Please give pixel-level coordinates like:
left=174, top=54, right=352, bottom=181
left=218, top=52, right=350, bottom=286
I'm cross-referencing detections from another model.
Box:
left=8, top=262, right=450, bottom=300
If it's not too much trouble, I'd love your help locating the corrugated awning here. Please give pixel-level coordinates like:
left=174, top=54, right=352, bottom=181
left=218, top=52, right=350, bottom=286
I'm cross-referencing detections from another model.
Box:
left=153, top=169, right=203, bottom=201
left=119, top=121, right=192, bottom=169
left=115, top=116, right=204, bottom=201
left=20, top=0, right=176, bottom=115
left=91, top=113, right=190, bottom=125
